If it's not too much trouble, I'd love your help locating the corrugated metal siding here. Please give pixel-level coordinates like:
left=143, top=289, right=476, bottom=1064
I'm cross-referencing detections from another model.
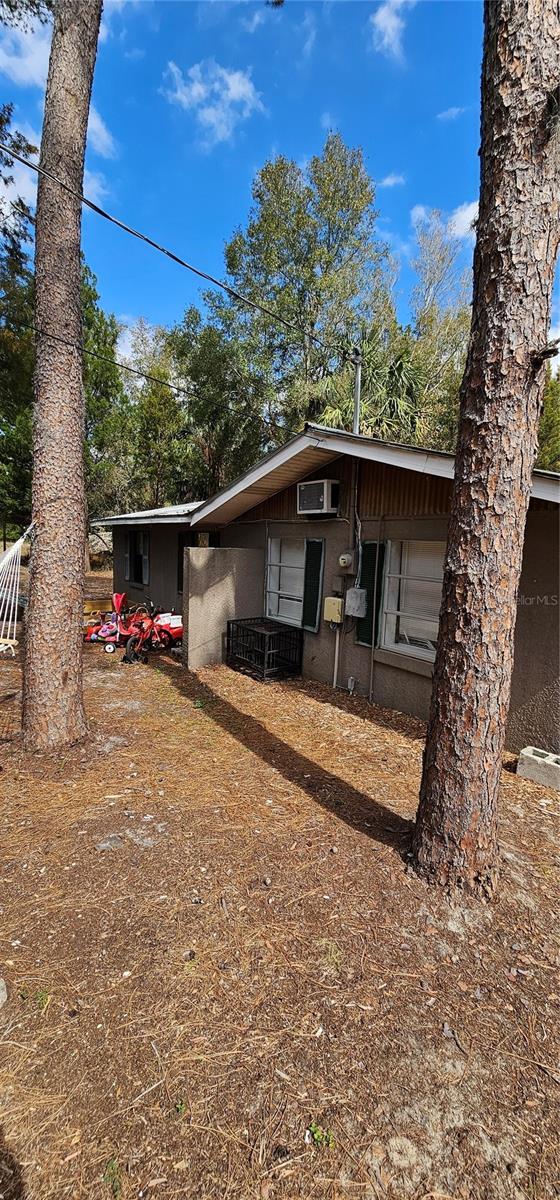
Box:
left=358, top=459, right=452, bottom=517
left=229, top=452, right=553, bottom=526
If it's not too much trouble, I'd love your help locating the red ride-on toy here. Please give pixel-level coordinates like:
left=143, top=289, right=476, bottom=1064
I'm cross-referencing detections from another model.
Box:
left=123, top=609, right=183, bottom=663
left=85, top=592, right=151, bottom=654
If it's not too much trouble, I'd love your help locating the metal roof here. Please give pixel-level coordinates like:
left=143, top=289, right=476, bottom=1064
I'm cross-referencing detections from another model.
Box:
left=94, top=501, right=203, bottom=528
left=188, top=423, right=560, bottom=527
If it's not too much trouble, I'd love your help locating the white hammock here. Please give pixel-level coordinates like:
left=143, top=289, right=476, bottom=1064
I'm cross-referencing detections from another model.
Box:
left=0, top=525, right=33, bottom=656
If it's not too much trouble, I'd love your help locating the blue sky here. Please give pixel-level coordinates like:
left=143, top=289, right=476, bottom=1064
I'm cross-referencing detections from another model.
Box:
left=0, top=0, right=558, bottom=350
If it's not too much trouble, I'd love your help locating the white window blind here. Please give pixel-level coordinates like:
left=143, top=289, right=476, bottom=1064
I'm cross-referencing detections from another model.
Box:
left=381, top=540, right=445, bottom=660
left=266, top=537, right=306, bottom=625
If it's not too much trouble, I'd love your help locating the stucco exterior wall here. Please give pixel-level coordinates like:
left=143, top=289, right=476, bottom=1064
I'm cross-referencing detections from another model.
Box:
left=184, top=546, right=265, bottom=669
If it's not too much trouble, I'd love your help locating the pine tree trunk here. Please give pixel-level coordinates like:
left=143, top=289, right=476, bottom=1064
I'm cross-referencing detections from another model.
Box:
left=413, top=0, right=560, bottom=894
left=22, top=0, right=102, bottom=751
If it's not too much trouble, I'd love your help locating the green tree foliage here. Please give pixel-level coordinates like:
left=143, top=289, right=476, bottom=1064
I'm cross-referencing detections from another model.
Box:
left=317, top=210, right=471, bottom=448
left=536, top=370, right=560, bottom=470
left=121, top=319, right=190, bottom=510
left=0, top=245, right=129, bottom=529
left=318, top=323, right=424, bottom=443
left=81, top=263, right=130, bottom=519
left=169, top=307, right=271, bottom=497
left=0, top=103, right=37, bottom=265
left=208, top=133, right=390, bottom=434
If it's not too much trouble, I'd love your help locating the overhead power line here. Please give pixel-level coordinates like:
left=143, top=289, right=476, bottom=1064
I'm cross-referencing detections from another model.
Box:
left=0, top=141, right=340, bottom=360
left=15, top=321, right=193, bottom=398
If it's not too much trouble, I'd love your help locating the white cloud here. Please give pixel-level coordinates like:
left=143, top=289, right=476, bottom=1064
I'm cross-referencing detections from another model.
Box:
left=379, top=172, right=405, bottom=188
left=410, top=203, right=429, bottom=226
left=84, top=168, right=109, bottom=205
left=0, top=123, right=39, bottom=216
left=0, top=156, right=38, bottom=213
left=384, top=228, right=412, bottom=259
left=117, top=319, right=135, bottom=362
left=0, top=21, right=50, bottom=89
left=320, top=111, right=337, bottom=131
left=448, top=199, right=478, bottom=241
left=99, top=0, right=131, bottom=44
left=437, top=105, right=466, bottom=121
left=88, top=105, right=117, bottom=159
left=163, top=58, right=264, bottom=148
left=241, top=9, right=265, bottom=34
left=300, top=11, right=316, bottom=59
left=369, top=0, right=416, bottom=63
left=411, top=199, right=479, bottom=243
left=0, top=126, right=107, bottom=213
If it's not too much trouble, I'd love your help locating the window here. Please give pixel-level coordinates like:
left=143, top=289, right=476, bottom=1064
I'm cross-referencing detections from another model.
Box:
left=380, top=540, right=445, bottom=660
left=266, top=537, right=324, bottom=632
left=355, top=541, right=386, bottom=647
left=125, top=530, right=149, bottom=586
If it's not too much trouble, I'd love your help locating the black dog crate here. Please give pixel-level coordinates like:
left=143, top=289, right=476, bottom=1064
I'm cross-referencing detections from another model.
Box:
left=226, top=617, right=303, bottom=681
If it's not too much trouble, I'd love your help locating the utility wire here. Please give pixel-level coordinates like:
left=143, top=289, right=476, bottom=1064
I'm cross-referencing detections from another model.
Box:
left=6, top=322, right=445, bottom=421
left=0, top=141, right=342, bottom=361
left=14, top=321, right=193, bottom=398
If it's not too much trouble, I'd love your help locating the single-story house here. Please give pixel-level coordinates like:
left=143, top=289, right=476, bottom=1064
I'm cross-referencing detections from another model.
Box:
left=97, top=423, right=560, bottom=753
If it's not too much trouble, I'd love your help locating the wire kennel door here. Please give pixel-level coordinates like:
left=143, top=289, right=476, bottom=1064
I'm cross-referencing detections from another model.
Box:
left=226, top=617, right=303, bottom=680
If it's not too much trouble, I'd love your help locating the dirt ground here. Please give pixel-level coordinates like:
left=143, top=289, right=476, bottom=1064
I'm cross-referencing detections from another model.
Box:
left=0, top=635, right=559, bottom=1199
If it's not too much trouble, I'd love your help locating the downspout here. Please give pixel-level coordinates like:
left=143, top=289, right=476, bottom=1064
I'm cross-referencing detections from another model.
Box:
left=368, top=515, right=385, bottom=703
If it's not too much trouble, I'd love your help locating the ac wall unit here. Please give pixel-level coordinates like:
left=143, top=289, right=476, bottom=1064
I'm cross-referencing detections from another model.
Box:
left=297, top=479, right=339, bottom=516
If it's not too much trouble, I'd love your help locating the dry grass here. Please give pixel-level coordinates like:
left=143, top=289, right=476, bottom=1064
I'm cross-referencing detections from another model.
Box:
left=0, top=644, right=558, bottom=1200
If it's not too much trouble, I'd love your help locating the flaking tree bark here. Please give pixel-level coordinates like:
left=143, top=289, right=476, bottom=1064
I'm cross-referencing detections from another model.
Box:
left=413, top=0, right=560, bottom=895
left=23, top=0, right=102, bottom=750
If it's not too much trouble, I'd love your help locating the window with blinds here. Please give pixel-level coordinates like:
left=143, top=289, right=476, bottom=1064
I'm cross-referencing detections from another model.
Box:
left=266, top=537, right=324, bottom=632
left=380, top=540, right=445, bottom=660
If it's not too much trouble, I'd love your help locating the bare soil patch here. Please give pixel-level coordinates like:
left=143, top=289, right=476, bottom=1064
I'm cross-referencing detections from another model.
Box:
left=0, top=648, right=558, bottom=1199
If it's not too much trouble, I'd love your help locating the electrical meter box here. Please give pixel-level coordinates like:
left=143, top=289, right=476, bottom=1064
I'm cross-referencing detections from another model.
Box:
left=345, top=587, right=368, bottom=618
left=324, top=596, right=344, bottom=624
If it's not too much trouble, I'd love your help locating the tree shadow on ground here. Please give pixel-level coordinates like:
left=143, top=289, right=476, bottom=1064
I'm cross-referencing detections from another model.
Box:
left=0, top=1130, right=26, bottom=1199
left=155, top=660, right=414, bottom=857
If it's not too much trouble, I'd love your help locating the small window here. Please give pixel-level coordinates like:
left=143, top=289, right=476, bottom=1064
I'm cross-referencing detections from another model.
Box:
left=380, top=540, right=445, bottom=661
left=126, top=530, right=149, bottom=586
left=266, top=537, right=324, bottom=631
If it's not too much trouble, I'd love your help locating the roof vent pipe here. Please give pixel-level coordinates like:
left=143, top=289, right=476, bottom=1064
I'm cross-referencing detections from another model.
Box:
left=351, top=346, right=362, bottom=436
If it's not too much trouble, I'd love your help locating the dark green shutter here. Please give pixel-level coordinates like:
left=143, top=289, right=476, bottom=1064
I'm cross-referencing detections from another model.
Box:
left=356, top=542, right=386, bottom=646
left=302, top=539, right=324, bottom=632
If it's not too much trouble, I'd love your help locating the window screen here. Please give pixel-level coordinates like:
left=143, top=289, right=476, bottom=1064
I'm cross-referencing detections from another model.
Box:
left=266, top=537, right=324, bottom=630
left=381, top=540, right=445, bottom=660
